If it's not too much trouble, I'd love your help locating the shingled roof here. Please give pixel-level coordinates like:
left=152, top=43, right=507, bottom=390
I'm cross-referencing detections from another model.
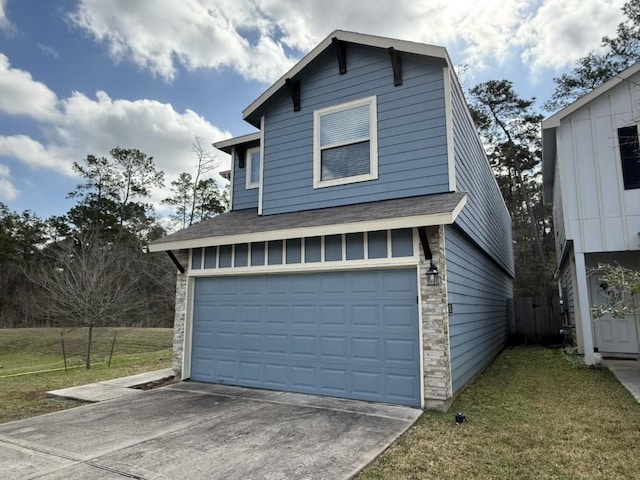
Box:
left=150, top=192, right=466, bottom=252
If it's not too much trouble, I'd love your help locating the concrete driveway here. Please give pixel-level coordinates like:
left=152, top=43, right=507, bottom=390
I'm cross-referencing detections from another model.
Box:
left=0, top=382, right=421, bottom=479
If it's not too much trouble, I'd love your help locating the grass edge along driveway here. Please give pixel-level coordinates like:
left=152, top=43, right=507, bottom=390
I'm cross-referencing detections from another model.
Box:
left=357, top=346, right=640, bottom=480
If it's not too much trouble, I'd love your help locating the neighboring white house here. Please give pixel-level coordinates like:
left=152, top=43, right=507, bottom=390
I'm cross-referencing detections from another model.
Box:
left=542, top=62, right=640, bottom=364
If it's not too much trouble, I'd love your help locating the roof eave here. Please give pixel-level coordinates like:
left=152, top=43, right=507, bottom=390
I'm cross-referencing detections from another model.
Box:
left=213, top=132, right=261, bottom=154
left=149, top=195, right=467, bottom=253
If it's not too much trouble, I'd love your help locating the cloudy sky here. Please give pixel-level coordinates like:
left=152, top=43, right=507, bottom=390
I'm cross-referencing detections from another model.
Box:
left=0, top=0, right=626, bottom=220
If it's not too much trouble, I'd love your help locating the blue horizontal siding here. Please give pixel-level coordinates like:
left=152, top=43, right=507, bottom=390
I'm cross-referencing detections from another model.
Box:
left=449, top=72, right=514, bottom=276
left=445, top=225, right=513, bottom=393
left=231, top=149, right=259, bottom=211
left=261, top=45, right=449, bottom=215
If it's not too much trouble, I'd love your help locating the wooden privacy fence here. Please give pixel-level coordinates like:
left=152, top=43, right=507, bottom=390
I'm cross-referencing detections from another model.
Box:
left=513, top=296, right=563, bottom=343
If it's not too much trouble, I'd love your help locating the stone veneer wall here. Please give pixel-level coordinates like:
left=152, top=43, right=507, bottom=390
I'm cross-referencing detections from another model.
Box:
left=172, top=250, right=189, bottom=377
left=420, top=225, right=453, bottom=410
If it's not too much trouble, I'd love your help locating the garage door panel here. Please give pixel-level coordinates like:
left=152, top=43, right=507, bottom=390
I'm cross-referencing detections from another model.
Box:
left=264, top=364, right=288, bottom=387
left=291, top=366, right=316, bottom=388
left=319, top=368, right=348, bottom=393
left=191, top=269, right=420, bottom=406
left=384, top=305, right=417, bottom=328
left=351, top=337, right=381, bottom=361
left=319, top=336, right=348, bottom=359
left=291, top=305, right=316, bottom=325
left=319, top=305, right=347, bottom=325
left=351, top=305, right=380, bottom=328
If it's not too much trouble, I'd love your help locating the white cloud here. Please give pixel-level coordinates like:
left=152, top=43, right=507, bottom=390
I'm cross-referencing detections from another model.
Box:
left=0, top=135, right=73, bottom=173
left=0, top=54, right=59, bottom=119
left=0, top=0, right=12, bottom=33
left=70, top=0, right=623, bottom=81
left=0, top=163, right=19, bottom=201
left=518, top=0, right=626, bottom=70
left=69, top=0, right=296, bottom=82
left=37, top=43, right=60, bottom=59
left=0, top=54, right=232, bottom=207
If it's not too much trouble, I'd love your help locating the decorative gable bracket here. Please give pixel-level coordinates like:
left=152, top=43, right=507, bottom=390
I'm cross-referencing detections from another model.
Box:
left=285, top=78, right=301, bottom=112
left=166, top=250, right=185, bottom=274
left=388, top=47, right=403, bottom=86
left=418, top=226, right=433, bottom=260
left=332, top=37, right=347, bottom=74
left=236, top=145, right=246, bottom=169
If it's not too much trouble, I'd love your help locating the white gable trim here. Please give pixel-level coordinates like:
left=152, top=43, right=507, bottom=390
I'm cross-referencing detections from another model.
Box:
left=543, top=61, right=640, bottom=129
left=242, top=30, right=449, bottom=123
left=258, top=116, right=265, bottom=215
left=443, top=66, right=456, bottom=192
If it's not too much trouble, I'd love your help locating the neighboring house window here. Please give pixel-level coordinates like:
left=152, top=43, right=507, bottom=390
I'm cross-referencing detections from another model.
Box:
left=313, top=96, right=378, bottom=188
left=246, top=146, right=260, bottom=189
left=618, top=125, right=640, bottom=190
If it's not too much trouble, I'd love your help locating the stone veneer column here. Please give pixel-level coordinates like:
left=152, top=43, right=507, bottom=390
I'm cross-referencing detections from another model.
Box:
left=172, top=250, right=189, bottom=377
left=419, top=225, right=453, bottom=410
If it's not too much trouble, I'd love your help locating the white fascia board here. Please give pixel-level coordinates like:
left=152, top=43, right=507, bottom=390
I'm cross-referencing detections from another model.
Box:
left=542, top=61, right=640, bottom=129
left=242, top=30, right=449, bottom=122
left=213, top=132, right=261, bottom=153
left=149, top=195, right=467, bottom=252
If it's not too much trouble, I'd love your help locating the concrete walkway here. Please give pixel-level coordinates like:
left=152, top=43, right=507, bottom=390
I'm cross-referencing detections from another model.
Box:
left=46, top=368, right=175, bottom=402
left=603, top=359, right=640, bottom=403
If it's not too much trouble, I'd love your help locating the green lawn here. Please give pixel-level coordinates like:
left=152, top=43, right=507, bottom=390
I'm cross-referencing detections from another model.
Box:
left=0, top=327, right=172, bottom=424
left=358, top=346, right=640, bottom=480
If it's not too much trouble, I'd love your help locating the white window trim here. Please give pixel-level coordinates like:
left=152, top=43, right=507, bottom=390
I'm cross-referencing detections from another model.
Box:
left=246, top=146, right=260, bottom=189
left=313, top=96, right=378, bottom=189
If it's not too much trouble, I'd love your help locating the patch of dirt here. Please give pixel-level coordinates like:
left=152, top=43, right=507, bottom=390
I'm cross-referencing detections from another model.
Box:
left=130, top=375, right=177, bottom=391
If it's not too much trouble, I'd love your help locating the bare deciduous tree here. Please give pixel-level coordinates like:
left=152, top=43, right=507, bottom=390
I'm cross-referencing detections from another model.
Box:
left=26, top=231, right=146, bottom=369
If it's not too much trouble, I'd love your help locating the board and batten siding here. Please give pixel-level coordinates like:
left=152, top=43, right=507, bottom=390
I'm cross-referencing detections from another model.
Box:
left=231, top=149, right=259, bottom=211
left=449, top=71, right=514, bottom=277
left=555, top=71, right=640, bottom=254
left=445, top=225, right=513, bottom=393
left=260, top=45, right=449, bottom=216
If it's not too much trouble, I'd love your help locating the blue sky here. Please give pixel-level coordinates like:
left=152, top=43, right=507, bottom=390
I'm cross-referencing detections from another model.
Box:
left=0, top=0, right=626, bottom=221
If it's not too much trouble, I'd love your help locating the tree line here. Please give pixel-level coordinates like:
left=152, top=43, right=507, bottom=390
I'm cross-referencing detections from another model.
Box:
left=0, top=138, right=228, bottom=331
left=467, top=0, right=640, bottom=298
left=2, top=0, right=638, bottom=332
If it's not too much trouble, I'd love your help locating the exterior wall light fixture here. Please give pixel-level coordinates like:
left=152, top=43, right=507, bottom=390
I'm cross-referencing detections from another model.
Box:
left=426, top=261, right=439, bottom=286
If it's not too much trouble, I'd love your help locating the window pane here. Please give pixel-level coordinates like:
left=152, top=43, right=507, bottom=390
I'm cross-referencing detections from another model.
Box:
left=320, top=104, right=369, bottom=146
left=368, top=230, right=387, bottom=259
left=234, top=243, right=248, bottom=267
left=618, top=126, right=640, bottom=189
left=204, top=246, right=217, bottom=268
left=250, top=150, right=260, bottom=184
left=321, top=141, right=370, bottom=181
left=191, top=248, right=202, bottom=269
left=346, top=233, right=364, bottom=260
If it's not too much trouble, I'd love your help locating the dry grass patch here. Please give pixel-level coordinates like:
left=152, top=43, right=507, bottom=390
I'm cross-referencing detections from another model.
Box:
left=0, top=327, right=172, bottom=424
left=358, top=346, right=640, bottom=480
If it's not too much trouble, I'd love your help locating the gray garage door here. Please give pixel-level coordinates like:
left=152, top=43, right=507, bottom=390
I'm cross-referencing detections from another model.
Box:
left=190, top=268, right=420, bottom=406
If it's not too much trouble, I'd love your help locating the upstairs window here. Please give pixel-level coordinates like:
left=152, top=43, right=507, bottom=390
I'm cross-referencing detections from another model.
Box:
left=246, top=146, right=260, bottom=189
left=313, top=96, right=378, bottom=188
left=618, top=125, right=640, bottom=190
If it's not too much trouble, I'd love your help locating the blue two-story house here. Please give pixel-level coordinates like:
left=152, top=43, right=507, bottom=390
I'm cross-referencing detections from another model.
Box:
left=150, top=31, right=514, bottom=409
